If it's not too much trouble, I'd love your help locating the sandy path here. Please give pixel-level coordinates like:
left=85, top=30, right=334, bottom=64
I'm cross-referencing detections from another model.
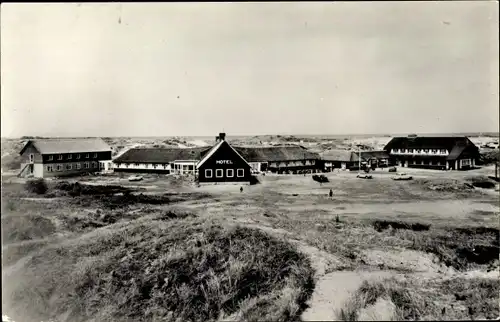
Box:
left=232, top=220, right=399, bottom=321
left=301, top=270, right=396, bottom=321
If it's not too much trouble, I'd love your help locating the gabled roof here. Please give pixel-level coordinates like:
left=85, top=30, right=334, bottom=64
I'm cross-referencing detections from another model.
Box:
left=196, top=140, right=252, bottom=169
left=384, top=136, right=475, bottom=151
left=383, top=136, right=478, bottom=160
left=319, top=149, right=355, bottom=162
left=233, top=146, right=320, bottom=162
left=20, top=138, right=111, bottom=155
left=114, top=147, right=210, bottom=164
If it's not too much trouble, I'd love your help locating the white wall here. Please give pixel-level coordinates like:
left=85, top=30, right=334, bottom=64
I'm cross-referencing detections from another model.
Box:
left=114, top=162, right=172, bottom=171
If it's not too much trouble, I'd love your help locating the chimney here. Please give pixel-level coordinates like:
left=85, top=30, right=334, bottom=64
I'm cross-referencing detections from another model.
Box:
left=219, top=133, right=226, bottom=141
left=215, top=136, right=219, bottom=143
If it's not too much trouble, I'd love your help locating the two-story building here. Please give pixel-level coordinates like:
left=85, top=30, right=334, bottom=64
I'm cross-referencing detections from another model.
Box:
left=18, top=138, right=112, bottom=178
left=383, top=135, right=480, bottom=170
left=197, top=133, right=253, bottom=184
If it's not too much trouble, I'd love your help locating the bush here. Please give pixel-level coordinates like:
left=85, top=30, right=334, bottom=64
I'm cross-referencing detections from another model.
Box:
left=373, top=220, right=430, bottom=232
left=24, top=178, right=48, bottom=195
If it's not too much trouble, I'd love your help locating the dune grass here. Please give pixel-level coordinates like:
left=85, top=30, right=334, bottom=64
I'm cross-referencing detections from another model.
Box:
left=337, top=278, right=435, bottom=321
left=337, top=275, right=500, bottom=321
left=2, top=217, right=315, bottom=322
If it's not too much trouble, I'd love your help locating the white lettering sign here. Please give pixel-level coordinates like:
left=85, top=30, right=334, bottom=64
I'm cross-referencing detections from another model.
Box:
left=216, top=160, right=233, bottom=165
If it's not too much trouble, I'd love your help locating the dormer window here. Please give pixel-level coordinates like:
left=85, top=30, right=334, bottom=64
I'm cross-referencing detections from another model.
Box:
left=58, top=154, right=63, bottom=160
left=85, top=153, right=90, bottom=158
left=48, top=155, right=54, bottom=161
left=93, top=153, right=97, bottom=158
left=76, top=154, right=81, bottom=159
left=68, top=154, right=72, bottom=160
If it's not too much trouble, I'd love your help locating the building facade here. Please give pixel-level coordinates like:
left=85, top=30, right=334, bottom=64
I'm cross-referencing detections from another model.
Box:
left=113, top=147, right=209, bottom=175
left=383, top=136, right=479, bottom=170
left=197, top=133, right=252, bottom=184
left=319, top=150, right=355, bottom=171
left=18, top=138, right=112, bottom=178
left=234, top=146, right=320, bottom=174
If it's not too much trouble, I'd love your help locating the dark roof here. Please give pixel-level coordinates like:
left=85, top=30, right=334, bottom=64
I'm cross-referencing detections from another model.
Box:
left=20, top=138, right=111, bottom=155
left=383, top=136, right=478, bottom=160
left=319, top=149, right=354, bottom=162
left=196, top=140, right=252, bottom=169
left=113, top=147, right=210, bottom=164
left=232, top=146, right=320, bottom=162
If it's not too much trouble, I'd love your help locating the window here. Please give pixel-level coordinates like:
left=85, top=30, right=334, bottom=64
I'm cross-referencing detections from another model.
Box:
left=92, top=162, right=97, bottom=168
left=216, top=169, right=223, bottom=178
left=84, top=162, right=89, bottom=169
left=205, top=169, right=213, bottom=178
left=68, top=154, right=72, bottom=160
left=76, top=163, right=81, bottom=170
left=145, top=164, right=149, bottom=168
left=227, top=169, right=234, bottom=177
left=153, top=164, right=158, bottom=169
left=58, top=154, right=63, bottom=160
left=93, top=153, right=97, bottom=158
left=125, top=163, right=129, bottom=168
left=85, top=153, right=90, bottom=158
left=163, top=164, right=168, bottom=169
left=66, top=164, right=72, bottom=170
left=441, top=149, right=447, bottom=154
left=237, top=169, right=244, bottom=177
left=29, top=154, right=34, bottom=163
left=76, top=154, right=81, bottom=159
left=48, top=155, right=54, bottom=161
left=47, top=165, right=53, bottom=172
left=135, top=163, right=140, bottom=167
left=56, top=164, right=63, bottom=171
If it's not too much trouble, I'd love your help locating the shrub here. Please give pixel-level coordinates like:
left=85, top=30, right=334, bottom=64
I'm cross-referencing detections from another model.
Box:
left=24, top=178, right=48, bottom=195
left=372, top=220, right=430, bottom=232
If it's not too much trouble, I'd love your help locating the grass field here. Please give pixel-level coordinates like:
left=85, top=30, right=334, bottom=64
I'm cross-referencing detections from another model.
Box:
left=1, top=165, right=499, bottom=321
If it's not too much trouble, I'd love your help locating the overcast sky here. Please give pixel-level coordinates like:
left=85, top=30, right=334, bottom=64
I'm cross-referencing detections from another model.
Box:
left=1, top=2, right=498, bottom=137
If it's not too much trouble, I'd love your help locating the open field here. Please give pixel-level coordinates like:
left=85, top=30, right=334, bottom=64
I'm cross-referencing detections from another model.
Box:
left=1, top=164, right=499, bottom=321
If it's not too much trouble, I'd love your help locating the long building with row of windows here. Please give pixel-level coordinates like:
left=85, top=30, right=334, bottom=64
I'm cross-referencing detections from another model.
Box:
left=18, top=138, right=113, bottom=178
left=18, top=134, right=482, bottom=180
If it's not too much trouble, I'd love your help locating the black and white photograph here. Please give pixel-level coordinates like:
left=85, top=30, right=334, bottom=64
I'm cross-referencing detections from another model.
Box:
left=1, top=2, right=499, bottom=321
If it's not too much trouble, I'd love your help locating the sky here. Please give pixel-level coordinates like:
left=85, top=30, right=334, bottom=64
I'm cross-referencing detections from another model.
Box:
left=1, top=2, right=499, bottom=138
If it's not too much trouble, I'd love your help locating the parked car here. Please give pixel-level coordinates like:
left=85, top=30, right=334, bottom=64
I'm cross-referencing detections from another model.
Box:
left=128, top=175, right=143, bottom=182
left=356, top=173, right=373, bottom=179
left=388, top=167, right=397, bottom=172
left=392, top=173, right=413, bottom=181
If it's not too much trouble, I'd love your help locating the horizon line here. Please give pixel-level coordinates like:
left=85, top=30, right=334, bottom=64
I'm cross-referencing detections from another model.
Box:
left=2, top=131, right=499, bottom=140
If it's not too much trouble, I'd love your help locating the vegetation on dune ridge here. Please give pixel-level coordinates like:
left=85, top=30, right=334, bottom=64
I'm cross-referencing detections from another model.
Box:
left=3, top=218, right=315, bottom=322
left=270, top=216, right=499, bottom=271
left=337, top=276, right=499, bottom=321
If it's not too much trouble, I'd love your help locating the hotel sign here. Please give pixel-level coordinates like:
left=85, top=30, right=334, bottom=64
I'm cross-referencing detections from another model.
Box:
left=216, top=160, right=233, bottom=165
